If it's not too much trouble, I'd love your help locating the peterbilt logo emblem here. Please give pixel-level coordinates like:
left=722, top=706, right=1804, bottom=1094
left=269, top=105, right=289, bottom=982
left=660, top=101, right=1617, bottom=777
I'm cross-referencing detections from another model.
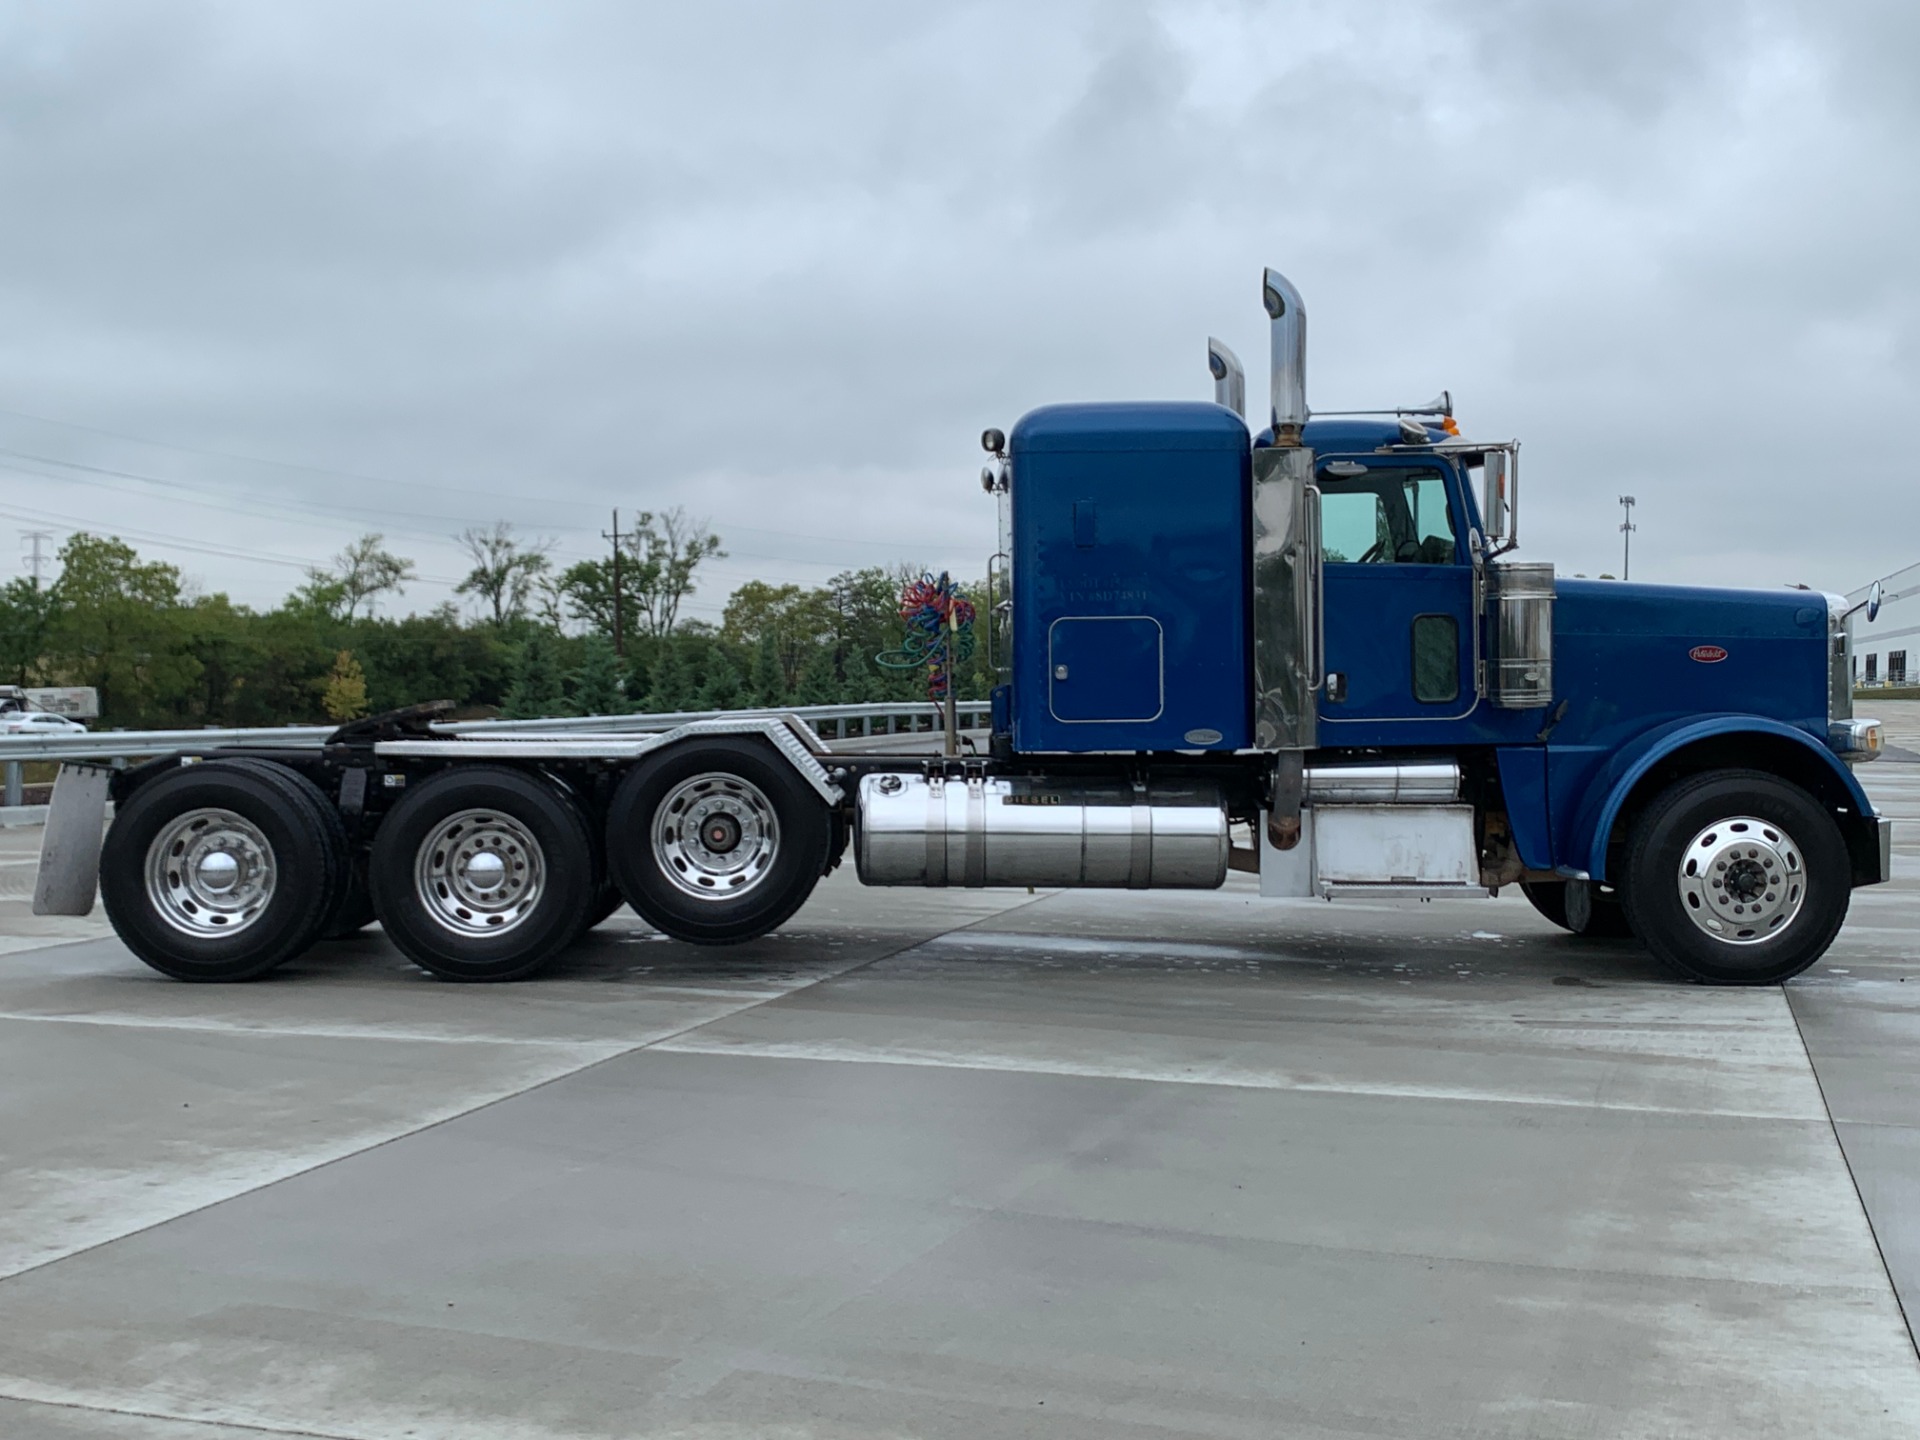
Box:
left=1689, top=644, right=1729, bottom=664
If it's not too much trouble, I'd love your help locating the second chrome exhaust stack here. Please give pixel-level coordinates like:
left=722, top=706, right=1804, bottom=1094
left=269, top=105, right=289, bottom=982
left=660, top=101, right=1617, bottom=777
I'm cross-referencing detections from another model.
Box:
left=1207, top=337, right=1245, bottom=419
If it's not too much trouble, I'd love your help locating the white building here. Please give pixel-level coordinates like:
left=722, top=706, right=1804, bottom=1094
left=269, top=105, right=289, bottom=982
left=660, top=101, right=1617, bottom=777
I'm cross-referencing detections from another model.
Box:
left=1848, top=560, right=1920, bottom=689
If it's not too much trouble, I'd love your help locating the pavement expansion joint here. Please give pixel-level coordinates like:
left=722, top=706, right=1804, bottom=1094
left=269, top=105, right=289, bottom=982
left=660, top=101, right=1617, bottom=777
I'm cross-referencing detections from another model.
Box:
left=0, top=898, right=1056, bottom=1289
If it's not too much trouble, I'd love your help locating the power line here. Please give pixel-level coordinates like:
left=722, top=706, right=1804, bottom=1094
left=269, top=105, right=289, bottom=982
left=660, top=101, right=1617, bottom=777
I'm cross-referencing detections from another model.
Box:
left=0, top=457, right=978, bottom=607
left=0, top=447, right=983, bottom=577
left=0, top=500, right=463, bottom=585
left=0, top=403, right=964, bottom=553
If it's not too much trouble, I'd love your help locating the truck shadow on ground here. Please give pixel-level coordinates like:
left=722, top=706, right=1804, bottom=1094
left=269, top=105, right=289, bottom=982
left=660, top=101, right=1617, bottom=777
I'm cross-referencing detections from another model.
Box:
left=289, top=916, right=1681, bottom=992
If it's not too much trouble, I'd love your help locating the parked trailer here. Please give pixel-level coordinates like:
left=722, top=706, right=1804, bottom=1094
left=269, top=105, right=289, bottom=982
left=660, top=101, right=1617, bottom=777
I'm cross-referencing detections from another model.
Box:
left=34, top=266, right=1892, bottom=985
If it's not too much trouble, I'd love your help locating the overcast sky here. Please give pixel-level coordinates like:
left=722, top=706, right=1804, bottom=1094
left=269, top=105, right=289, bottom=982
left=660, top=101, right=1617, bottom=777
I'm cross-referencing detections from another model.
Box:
left=1, top=0, right=1914, bottom=620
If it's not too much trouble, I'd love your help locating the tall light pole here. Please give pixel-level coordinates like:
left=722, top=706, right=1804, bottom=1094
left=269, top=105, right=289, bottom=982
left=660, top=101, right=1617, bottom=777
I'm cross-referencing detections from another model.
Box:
left=1618, top=495, right=1637, bottom=581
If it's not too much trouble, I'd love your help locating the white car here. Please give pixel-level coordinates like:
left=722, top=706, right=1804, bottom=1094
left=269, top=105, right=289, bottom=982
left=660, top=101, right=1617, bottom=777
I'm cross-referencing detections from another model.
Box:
left=0, top=711, right=89, bottom=735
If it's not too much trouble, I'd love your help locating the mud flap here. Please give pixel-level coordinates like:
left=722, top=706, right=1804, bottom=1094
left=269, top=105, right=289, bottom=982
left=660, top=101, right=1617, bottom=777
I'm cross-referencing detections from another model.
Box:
left=32, top=763, right=112, bottom=916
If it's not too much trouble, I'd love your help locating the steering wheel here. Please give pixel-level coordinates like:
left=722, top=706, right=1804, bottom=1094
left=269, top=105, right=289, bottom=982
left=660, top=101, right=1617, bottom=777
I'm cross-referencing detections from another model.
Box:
left=1359, top=540, right=1387, bottom=564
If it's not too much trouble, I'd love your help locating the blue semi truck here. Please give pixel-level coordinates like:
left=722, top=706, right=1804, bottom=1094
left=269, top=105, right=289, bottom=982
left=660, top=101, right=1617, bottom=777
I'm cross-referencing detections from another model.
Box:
left=38, top=267, right=1890, bottom=986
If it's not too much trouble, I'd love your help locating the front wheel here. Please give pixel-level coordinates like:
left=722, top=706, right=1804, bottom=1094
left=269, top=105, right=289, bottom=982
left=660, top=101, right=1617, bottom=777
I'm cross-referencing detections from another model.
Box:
left=605, top=738, right=830, bottom=945
left=1620, top=769, right=1851, bottom=985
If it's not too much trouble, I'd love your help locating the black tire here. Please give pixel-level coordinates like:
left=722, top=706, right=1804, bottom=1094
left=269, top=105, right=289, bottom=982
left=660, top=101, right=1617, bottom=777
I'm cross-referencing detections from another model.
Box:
left=606, top=737, right=830, bottom=945
left=585, top=884, right=626, bottom=928
left=100, top=761, right=339, bottom=981
left=215, top=759, right=361, bottom=938
left=1620, top=768, right=1850, bottom=985
left=322, top=855, right=378, bottom=938
left=369, top=765, right=596, bottom=981
left=1520, top=879, right=1634, bottom=938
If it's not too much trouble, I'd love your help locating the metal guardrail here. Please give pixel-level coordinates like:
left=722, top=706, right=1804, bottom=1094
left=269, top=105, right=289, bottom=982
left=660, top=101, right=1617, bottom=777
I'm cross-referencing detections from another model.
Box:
left=0, top=701, right=993, bottom=766
left=0, top=723, right=337, bottom=764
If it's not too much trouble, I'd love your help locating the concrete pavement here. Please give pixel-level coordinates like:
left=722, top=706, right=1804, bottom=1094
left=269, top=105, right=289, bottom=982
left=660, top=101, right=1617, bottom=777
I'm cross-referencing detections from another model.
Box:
left=0, top=732, right=1915, bottom=1438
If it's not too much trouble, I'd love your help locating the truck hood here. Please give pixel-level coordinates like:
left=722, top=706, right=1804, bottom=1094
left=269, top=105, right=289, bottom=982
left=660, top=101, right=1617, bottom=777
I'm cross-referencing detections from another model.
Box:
left=1550, top=578, right=1831, bottom=750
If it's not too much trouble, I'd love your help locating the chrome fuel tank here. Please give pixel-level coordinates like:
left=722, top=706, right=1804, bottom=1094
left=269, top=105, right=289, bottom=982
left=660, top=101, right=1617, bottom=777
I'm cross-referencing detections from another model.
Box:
left=856, top=773, right=1228, bottom=889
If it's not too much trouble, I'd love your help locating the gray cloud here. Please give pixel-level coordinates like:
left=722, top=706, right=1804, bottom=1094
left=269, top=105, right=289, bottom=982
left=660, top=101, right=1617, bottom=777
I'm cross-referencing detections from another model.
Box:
left=0, top=0, right=1913, bottom=616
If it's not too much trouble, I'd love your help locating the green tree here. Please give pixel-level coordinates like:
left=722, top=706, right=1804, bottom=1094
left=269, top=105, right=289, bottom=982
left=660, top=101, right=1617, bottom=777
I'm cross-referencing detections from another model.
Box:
left=824, top=566, right=913, bottom=689
left=354, top=605, right=507, bottom=714
left=795, top=647, right=842, bottom=705
left=306, top=533, right=416, bottom=620
left=748, top=630, right=787, bottom=707
left=454, top=522, right=553, bottom=625
left=502, top=631, right=567, bottom=718
left=554, top=510, right=724, bottom=649
left=176, top=593, right=280, bottom=725
left=698, top=649, right=744, bottom=710
left=0, top=575, right=61, bottom=686
left=44, top=533, right=200, bottom=726
left=322, top=650, right=369, bottom=722
left=568, top=634, right=625, bottom=716
left=722, top=580, right=828, bottom=690
left=552, top=556, right=624, bottom=641
left=645, top=636, right=698, bottom=711
left=629, top=508, right=724, bottom=640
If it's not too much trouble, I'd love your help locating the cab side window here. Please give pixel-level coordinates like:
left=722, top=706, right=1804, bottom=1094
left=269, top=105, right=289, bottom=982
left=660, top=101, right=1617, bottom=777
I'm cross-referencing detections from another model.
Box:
left=1319, top=467, right=1458, bottom=565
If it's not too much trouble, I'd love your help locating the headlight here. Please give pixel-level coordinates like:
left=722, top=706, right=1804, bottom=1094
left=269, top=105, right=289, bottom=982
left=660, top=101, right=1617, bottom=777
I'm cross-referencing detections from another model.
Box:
left=1830, top=718, right=1883, bottom=763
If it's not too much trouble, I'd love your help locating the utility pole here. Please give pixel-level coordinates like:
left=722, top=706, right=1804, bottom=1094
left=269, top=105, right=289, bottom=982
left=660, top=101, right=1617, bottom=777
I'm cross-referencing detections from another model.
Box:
left=1618, top=495, right=1636, bottom=581
left=20, top=530, right=51, bottom=588
left=602, top=509, right=625, bottom=658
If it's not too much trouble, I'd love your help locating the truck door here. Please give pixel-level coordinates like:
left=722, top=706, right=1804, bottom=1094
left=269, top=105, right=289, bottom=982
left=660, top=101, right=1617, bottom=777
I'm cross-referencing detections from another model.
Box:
left=1314, top=459, right=1479, bottom=742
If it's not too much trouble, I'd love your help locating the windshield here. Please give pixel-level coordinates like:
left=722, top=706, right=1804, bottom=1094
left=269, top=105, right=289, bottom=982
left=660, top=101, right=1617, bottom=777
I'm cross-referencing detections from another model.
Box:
left=1319, top=465, right=1457, bottom=564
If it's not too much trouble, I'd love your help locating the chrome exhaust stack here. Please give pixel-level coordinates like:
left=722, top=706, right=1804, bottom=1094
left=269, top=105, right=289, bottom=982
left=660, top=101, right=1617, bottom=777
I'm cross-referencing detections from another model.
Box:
left=1207, top=337, right=1245, bottom=419
left=1262, top=268, right=1308, bottom=444
left=1250, top=266, right=1320, bottom=756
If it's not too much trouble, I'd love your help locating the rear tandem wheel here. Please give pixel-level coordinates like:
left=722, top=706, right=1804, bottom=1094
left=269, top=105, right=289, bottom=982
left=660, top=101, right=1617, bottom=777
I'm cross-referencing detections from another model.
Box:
left=605, top=737, right=831, bottom=945
left=99, top=760, right=342, bottom=981
left=369, top=765, right=598, bottom=981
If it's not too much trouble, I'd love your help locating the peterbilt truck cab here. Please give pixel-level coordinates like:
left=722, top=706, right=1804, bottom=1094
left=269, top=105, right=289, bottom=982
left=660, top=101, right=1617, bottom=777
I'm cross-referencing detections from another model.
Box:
left=43, top=266, right=1890, bottom=987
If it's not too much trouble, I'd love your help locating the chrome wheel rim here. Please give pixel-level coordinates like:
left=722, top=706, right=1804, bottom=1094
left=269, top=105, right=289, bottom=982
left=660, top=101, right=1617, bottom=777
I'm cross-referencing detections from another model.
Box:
left=145, top=808, right=277, bottom=938
left=653, top=772, right=779, bottom=902
left=414, top=809, right=545, bottom=937
left=1676, top=814, right=1806, bottom=945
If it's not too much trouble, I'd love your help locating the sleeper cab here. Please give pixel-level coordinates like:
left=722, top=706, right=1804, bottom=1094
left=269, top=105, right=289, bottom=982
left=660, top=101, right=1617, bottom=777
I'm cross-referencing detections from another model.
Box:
left=1009, top=402, right=1251, bottom=753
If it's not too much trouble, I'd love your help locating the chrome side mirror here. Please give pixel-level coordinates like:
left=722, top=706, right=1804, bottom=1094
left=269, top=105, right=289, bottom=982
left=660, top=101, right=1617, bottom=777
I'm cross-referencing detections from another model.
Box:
left=1483, top=451, right=1510, bottom=541
left=1868, top=580, right=1883, bottom=622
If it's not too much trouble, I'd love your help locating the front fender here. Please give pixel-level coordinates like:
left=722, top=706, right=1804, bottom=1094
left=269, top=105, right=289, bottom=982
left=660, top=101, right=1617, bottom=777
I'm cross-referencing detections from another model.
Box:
left=1569, top=715, right=1875, bottom=882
